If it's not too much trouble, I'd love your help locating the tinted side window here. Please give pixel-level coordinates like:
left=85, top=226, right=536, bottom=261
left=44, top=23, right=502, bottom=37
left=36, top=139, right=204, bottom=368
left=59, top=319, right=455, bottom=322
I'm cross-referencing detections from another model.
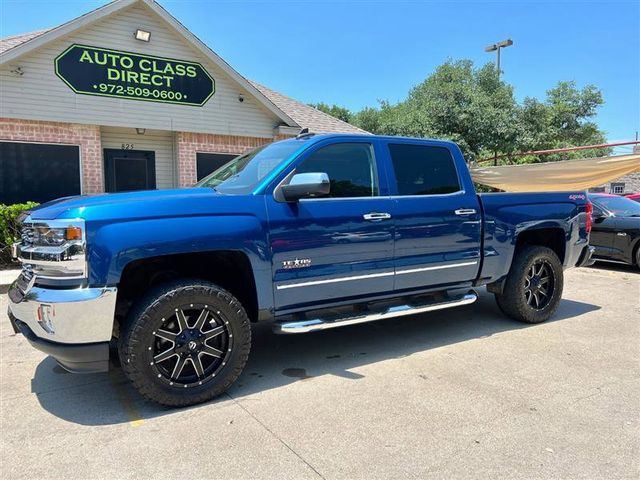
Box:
left=388, top=144, right=461, bottom=196
left=296, top=143, right=378, bottom=198
left=591, top=203, right=604, bottom=217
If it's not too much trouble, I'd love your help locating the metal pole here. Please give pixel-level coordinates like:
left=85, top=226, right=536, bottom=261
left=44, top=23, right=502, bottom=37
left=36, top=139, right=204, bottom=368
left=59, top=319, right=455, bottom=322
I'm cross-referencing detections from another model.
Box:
left=494, top=47, right=501, bottom=164
left=478, top=140, right=640, bottom=164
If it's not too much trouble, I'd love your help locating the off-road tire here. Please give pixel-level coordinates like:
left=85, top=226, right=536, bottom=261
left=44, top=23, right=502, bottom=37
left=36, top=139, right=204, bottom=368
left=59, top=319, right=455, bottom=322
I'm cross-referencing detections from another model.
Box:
left=495, top=245, right=563, bottom=324
left=118, top=279, right=251, bottom=407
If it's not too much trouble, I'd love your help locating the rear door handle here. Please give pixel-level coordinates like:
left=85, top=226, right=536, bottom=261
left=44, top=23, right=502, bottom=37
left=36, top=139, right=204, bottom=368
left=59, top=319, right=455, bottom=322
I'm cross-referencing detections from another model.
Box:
left=454, top=208, right=477, bottom=216
left=363, top=212, right=392, bottom=221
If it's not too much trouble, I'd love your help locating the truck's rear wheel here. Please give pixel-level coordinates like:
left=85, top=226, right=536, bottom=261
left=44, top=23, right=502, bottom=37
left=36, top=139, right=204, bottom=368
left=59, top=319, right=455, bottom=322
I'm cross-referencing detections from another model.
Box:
left=119, top=280, right=250, bottom=407
left=494, top=245, right=563, bottom=324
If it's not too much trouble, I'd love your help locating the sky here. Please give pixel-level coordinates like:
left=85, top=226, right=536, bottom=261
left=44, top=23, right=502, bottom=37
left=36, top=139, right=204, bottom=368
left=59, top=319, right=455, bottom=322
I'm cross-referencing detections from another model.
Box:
left=1, top=0, right=639, bottom=151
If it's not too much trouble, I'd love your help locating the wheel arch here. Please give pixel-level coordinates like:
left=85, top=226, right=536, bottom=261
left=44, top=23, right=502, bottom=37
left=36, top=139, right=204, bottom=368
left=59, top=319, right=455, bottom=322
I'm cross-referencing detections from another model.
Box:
left=515, top=227, right=566, bottom=264
left=487, top=226, right=566, bottom=295
left=631, top=235, right=640, bottom=266
left=114, top=250, right=260, bottom=335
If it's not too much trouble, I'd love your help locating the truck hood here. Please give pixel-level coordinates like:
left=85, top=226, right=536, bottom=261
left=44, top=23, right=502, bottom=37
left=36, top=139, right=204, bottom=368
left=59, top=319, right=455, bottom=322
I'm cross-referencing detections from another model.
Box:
left=28, top=188, right=259, bottom=222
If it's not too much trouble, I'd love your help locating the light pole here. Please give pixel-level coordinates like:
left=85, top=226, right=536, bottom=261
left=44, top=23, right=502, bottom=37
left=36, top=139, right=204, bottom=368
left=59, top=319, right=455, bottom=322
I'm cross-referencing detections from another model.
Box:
left=485, top=38, right=513, bottom=165
left=485, top=38, right=513, bottom=77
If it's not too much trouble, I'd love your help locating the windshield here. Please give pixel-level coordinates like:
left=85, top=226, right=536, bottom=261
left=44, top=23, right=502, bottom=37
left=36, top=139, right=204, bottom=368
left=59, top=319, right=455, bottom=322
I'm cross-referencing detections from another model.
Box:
left=592, top=195, right=640, bottom=217
left=195, top=141, right=304, bottom=194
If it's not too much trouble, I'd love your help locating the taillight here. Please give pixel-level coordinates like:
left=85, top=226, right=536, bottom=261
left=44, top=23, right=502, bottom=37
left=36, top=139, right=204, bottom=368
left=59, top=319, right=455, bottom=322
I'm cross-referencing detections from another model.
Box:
left=585, top=202, right=593, bottom=233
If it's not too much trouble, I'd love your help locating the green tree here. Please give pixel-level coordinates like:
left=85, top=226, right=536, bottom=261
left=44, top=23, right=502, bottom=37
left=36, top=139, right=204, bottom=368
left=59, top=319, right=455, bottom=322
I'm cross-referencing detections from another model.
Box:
left=308, top=102, right=353, bottom=123
left=351, top=106, right=382, bottom=133
left=312, top=60, right=608, bottom=165
left=353, top=60, right=521, bottom=162
left=516, top=81, right=607, bottom=162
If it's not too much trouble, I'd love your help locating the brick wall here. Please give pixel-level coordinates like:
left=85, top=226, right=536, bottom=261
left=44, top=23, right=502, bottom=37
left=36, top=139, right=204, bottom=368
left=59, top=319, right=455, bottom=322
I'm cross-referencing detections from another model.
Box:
left=0, top=119, right=296, bottom=193
left=0, top=117, right=103, bottom=194
left=605, top=173, right=640, bottom=194
left=175, top=132, right=273, bottom=187
left=274, top=134, right=295, bottom=141
left=590, top=173, right=640, bottom=195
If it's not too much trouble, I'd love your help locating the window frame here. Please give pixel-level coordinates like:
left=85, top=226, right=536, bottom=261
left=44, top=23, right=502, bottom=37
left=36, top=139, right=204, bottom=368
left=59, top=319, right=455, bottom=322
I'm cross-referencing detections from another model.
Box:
left=274, top=140, right=384, bottom=202
left=385, top=141, right=465, bottom=198
left=610, top=182, right=625, bottom=195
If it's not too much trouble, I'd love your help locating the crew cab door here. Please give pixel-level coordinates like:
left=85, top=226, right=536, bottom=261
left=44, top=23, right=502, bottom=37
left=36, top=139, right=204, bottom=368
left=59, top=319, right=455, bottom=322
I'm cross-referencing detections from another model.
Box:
left=266, top=140, right=394, bottom=311
left=590, top=204, right=616, bottom=259
left=383, top=141, right=481, bottom=291
left=611, top=218, right=636, bottom=263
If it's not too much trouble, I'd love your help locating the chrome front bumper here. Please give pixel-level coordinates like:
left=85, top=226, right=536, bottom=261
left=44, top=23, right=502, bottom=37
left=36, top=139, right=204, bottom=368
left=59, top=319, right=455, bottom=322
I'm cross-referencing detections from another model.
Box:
left=7, top=279, right=117, bottom=344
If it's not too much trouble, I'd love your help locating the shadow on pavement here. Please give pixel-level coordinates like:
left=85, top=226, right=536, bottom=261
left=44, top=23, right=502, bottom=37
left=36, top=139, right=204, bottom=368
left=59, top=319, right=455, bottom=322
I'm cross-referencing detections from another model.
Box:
left=32, top=289, right=600, bottom=426
left=590, top=261, right=638, bottom=274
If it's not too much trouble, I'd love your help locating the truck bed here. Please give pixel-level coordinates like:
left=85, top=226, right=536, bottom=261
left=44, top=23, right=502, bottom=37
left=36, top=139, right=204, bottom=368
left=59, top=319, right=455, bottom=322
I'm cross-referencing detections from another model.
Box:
left=477, top=191, right=590, bottom=285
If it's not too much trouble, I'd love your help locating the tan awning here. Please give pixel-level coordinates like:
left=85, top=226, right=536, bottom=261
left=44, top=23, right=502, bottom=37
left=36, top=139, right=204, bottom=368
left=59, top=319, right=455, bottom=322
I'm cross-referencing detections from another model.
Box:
left=471, top=154, right=640, bottom=192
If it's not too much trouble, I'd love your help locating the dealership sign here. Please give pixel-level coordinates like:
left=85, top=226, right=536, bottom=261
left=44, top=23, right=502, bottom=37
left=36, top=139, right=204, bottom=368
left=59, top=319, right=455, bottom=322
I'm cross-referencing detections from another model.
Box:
left=55, top=44, right=215, bottom=106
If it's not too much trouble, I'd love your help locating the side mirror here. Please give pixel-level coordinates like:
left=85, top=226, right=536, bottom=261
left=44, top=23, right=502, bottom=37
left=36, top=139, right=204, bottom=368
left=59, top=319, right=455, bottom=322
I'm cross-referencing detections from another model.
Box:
left=280, top=172, right=330, bottom=202
left=592, top=209, right=608, bottom=222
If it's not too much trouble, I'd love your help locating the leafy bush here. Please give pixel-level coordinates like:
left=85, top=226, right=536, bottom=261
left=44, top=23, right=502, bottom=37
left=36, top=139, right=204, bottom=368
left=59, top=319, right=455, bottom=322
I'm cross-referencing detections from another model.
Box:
left=0, top=202, right=38, bottom=249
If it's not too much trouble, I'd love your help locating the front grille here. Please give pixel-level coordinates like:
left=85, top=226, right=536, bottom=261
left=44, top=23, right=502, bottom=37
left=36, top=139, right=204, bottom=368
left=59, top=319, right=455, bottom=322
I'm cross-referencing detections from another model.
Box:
left=21, top=264, right=34, bottom=282
left=20, top=222, right=35, bottom=278
left=21, top=222, right=35, bottom=249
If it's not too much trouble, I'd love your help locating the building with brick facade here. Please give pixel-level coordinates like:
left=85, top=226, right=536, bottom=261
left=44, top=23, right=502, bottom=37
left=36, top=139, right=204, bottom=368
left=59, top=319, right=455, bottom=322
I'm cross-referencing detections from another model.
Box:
left=590, top=144, right=640, bottom=195
left=0, top=0, right=365, bottom=204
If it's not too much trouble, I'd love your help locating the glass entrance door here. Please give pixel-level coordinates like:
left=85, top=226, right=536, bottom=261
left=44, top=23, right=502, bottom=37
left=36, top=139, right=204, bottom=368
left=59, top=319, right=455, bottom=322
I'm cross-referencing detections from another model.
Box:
left=104, top=149, right=156, bottom=192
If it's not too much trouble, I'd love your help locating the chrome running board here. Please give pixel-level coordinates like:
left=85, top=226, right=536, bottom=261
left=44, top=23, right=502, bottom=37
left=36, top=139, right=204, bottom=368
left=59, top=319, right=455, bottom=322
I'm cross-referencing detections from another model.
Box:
left=273, top=291, right=478, bottom=334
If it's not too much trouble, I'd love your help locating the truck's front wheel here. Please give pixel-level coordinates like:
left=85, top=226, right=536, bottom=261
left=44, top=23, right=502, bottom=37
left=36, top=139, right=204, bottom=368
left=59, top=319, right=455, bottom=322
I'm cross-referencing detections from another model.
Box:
left=495, top=245, right=563, bottom=324
left=119, top=280, right=251, bottom=407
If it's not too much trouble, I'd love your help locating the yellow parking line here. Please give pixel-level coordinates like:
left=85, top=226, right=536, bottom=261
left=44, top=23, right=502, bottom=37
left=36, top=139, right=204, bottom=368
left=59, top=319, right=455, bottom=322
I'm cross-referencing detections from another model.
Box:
left=108, top=370, right=144, bottom=427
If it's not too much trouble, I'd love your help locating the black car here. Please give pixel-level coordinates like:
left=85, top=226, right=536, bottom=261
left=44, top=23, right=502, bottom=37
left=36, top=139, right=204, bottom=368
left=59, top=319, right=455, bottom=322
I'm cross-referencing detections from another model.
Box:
left=588, top=194, right=640, bottom=268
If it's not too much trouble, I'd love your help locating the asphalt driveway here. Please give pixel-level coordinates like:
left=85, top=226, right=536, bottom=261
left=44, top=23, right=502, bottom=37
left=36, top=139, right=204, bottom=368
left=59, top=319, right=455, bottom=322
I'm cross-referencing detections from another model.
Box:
left=1, top=264, right=638, bottom=479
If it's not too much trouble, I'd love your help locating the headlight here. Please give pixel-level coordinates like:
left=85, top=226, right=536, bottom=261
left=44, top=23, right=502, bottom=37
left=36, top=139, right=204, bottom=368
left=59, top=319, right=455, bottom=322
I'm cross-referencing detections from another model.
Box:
left=17, top=218, right=87, bottom=281
left=31, top=225, right=82, bottom=246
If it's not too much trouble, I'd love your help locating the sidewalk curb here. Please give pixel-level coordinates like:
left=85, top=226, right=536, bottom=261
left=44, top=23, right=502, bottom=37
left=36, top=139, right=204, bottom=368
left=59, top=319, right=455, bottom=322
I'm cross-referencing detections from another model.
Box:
left=0, top=269, right=21, bottom=295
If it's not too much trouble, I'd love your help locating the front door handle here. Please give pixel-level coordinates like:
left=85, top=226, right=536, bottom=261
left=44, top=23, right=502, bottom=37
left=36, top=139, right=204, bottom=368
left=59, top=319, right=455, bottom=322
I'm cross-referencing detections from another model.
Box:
left=454, top=208, right=477, bottom=216
left=363, top=212, right=392, bottom=221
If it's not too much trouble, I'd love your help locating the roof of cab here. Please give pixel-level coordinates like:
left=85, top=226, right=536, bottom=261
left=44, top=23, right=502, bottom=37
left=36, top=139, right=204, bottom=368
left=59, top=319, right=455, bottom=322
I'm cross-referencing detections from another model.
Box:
left=277, top=132, right=459, bottom=148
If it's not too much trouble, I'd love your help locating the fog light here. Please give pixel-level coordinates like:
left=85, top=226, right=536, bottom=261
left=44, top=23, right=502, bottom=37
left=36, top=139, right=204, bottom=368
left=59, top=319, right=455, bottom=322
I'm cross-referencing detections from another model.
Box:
left=37, top=304, right=55, bottom=334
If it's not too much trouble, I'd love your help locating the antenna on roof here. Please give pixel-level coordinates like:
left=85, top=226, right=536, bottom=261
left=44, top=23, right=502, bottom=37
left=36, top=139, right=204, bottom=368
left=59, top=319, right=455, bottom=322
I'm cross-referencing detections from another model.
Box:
left=296, top=127, right=314, bottom=139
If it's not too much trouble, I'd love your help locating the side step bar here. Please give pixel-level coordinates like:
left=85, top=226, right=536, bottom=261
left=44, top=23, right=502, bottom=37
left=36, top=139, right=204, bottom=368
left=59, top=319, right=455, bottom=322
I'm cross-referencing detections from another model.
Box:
left=273, top=291, right=478, bottom=334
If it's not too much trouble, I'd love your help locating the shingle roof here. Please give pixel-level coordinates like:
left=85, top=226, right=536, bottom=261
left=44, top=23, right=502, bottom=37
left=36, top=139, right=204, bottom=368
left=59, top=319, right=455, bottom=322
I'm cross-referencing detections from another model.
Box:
left=249, top=81, right=368, bottom=135
left=1, top=26, right=367, bottom=135
left=0, top=29, right=52, bottom=55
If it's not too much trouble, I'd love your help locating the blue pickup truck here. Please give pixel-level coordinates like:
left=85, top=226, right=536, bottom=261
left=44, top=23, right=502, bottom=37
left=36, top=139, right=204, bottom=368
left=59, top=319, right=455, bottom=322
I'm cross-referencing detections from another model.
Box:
left=8, top=133, right=594, bottom=406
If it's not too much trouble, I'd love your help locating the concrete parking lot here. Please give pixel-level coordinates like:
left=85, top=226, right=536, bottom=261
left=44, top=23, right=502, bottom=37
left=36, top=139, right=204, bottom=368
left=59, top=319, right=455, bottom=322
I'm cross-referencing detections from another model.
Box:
left=1, top=264, right=638, bottom=479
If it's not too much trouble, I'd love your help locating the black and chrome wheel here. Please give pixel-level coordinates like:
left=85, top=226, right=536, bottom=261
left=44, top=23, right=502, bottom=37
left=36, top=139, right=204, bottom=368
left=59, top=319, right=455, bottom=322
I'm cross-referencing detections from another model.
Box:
left=119, top=280, right=251, bottom=407
left=151, top=305, right=232, bottom=388
left=495, top=245, right=563, bottom=324
left=523, top=259, right=555, bottom=310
